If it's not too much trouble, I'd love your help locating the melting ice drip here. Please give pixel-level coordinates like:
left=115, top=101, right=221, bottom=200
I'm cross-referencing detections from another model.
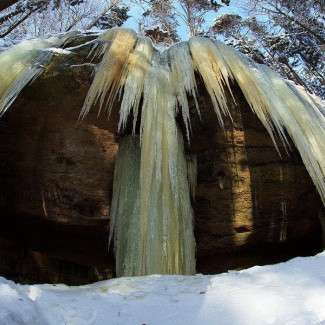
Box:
left=0, top=27, right=324, bottom=277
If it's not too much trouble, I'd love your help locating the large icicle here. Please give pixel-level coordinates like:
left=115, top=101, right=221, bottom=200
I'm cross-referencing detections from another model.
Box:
left=86, top=29, right=198, bottom=276
left=189, top=37, right=235, bottom=126
left=190, top=37, right=325, bottom=205
left=110, top=50, right=196, bottom=276
left=215, top=41, right=325, bottom=205
left=79, top=28, right=138, bottom=120
left=118, top=37, right=154, bottom=132
left=210, top=39, right=288, bottom=148
left=0, top=36, right=69, bottom=117
left=137, top=52, right=196, bottom=275
left=254, top=65, right=325, bottom=204
left=168, top=42, right=199, bottom=139
left=110, top=136, right=142, bottom=277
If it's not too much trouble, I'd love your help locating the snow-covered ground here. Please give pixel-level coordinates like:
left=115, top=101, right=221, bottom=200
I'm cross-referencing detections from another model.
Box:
left=1, top=252, right=325, bottom=325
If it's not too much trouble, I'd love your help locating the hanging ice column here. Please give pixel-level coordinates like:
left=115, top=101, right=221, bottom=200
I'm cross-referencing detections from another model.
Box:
left=110, top=51, right=196, bottom=276
left=136, top=52, right=196, bottom=275
left=79, top=28, right=196, bottom=276
left=109, top=136, right=142, bottom=277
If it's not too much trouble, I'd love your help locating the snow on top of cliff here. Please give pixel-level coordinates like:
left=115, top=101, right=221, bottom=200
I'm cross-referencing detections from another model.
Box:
left=1, top=251, right=325, bottom=325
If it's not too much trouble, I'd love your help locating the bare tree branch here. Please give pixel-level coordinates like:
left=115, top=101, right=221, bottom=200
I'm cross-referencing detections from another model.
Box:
left=85, top=1, right=119, bottom=30
left=0, top=5, right=24, bottom=24
left=0, top=5, right=39, bottom=37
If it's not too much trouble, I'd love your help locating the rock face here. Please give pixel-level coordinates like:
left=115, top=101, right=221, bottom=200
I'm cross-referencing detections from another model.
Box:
left=189, top=85, right=323, bottom=273
left=0, top=48, right=323, bottom=284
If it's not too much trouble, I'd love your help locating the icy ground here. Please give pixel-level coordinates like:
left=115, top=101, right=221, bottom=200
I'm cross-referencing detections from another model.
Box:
left=1, top=252, right=325, bottom=325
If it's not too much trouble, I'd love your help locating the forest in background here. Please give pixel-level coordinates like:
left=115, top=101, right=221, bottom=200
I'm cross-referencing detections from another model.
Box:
left=0, top=0, right=324, bottom=98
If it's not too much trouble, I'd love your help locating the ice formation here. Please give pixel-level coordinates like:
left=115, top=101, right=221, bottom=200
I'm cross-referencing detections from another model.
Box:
left=0, top=27, right=324, bottom=277
left=81, top=29, right=324, bottom=276
left=109, top=136, right=142, bottom=276
left=79, top=28, right=139, bottom=120
left=110, top=52, right=196, bottom=276
left=0, top=35, right=72, bottom=117
left=136, top=54, right=196, bottom=275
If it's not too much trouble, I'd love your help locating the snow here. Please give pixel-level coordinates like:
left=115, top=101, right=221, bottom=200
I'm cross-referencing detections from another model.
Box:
left=46, top=48, right=72, bottom=55
left=1, top=252, right=325, bottom=325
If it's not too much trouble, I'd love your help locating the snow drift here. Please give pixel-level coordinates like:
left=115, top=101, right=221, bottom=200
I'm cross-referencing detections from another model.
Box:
left=1, top=252, right=325, bottom=325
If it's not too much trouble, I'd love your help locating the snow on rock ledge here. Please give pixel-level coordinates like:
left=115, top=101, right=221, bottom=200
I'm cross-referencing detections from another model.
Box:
left=1, top=252, right=325, bottom=325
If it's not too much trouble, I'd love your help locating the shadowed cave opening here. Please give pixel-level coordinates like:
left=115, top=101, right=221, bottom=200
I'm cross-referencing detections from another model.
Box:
left=0, top=50, right=323, bottom=284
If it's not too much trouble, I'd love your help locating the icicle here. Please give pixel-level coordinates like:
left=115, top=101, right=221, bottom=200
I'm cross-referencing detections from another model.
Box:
left=79, top=28, right=138, bottom=120
left=168, top=42, right=200, bottom=139
left=118, top=37, right=154, bottom=133
left=189, top=36, right=286, bottom=149
left=217, top=40, right=296, bottom=151
left=137, top=51, right=196, bottom=275
left=256, top=66, right=325, bottom=205
left=80, top=29, right=156, bottom=134
left=0, top=36, right=69, bottom=117
left=189, top=37, right=234, bottom=126
left=287, top=81, right=325, bottom=117
left=105, top=42, right=195, bottom=276
left=75, top=29, right=196, bottom=276
left=110, top=136, right=142, bottom=277
left=189, top=37, right=325, bottom=206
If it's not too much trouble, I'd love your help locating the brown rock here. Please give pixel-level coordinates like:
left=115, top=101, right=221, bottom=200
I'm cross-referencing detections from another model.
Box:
left=188, top=84, right=323, bottom=273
